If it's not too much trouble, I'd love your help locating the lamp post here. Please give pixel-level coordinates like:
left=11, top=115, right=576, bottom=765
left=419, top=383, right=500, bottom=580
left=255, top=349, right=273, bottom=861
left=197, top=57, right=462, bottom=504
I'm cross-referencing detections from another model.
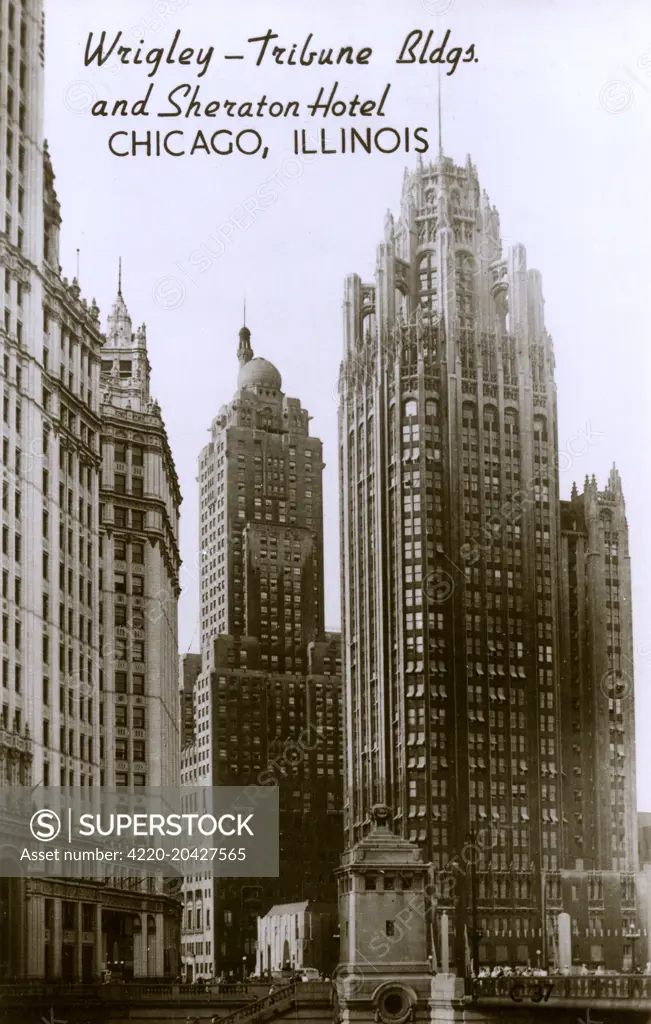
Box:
left=242, top=955, right=248, bottom=982
left=467, top=830, right=482, bottom=977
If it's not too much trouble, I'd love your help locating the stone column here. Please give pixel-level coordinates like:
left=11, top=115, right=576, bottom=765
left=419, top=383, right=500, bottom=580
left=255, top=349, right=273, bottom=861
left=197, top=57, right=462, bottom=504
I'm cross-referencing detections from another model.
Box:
left=94, top=903, right=103, bottom=978
left=154, top=913, right=165, bottom=977
left=75, top=902, right=83, bottom=981
left=27, top=895, right=45, bottom=977
left=440, top=913, right=449, bottom=974
left=133, top=913, right=147, bottom=978
left=52, top=898, right=62, bottom=978
left=558, top=912, right=571, bottom=972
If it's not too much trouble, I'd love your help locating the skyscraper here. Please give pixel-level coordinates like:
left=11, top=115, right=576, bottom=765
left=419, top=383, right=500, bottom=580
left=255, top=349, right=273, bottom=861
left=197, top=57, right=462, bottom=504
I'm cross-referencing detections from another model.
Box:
left=559, top=470, right=637, bottom=872
left=337, top=150, right=636, bottom=967
left=0, top=0, right=181, bottom=979
left=198, top=322, right=325, bottom=669
left=99, top=274, right=182, bottom=789
left=181, top=328, right=343, bottom=980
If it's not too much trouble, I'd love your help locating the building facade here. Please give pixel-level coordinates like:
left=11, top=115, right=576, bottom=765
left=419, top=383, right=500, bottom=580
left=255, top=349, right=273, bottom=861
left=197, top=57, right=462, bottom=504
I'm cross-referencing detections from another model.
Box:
left=0, top=0, right=181, bottom=980
left=180, top=332, right=343, bottom=981
left=337, top=150, right=637, bottom=971
left=256, top=900, right=338, bottom=977
left=99, top=277, right=182, bottom=788
left=559, top=471, right=637, bottom=873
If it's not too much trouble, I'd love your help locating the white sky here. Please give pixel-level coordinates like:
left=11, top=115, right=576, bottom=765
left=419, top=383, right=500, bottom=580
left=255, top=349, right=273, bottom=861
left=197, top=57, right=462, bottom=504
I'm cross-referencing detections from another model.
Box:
left=44, top=0, right=651, bottom=806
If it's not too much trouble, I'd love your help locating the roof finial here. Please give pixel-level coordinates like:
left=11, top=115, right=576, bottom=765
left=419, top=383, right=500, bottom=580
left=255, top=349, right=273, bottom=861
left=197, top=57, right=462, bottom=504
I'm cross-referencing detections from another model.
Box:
left=118, top=256, right=122, bottom=297
left=438, top=65, right=443, bottom=159
left=238, top=299, right=253, bottom=367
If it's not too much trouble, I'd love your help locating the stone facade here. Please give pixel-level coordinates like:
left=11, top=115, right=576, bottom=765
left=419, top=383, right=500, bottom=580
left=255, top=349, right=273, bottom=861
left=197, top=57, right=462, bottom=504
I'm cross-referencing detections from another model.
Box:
left=0, top=0, right=182, bottom=980
left=337, top=150, right=637, bottom=973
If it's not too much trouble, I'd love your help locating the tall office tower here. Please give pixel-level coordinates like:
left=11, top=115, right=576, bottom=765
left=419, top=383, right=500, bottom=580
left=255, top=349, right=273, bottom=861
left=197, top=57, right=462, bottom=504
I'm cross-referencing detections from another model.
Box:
left=337, top=150, right=636, bottom=968
left=559, top=469, right=637, bottom=872
left=180, top=331, right=342, bottom=981
left=99, top=277, right=182, bottom=788
left=0, top=0, right=181, bottom=980
left=198, top=323, right=324, bottom=667
left=179, top=652, right=201, bottom=750
left=181, top=632, right=342, bottom=981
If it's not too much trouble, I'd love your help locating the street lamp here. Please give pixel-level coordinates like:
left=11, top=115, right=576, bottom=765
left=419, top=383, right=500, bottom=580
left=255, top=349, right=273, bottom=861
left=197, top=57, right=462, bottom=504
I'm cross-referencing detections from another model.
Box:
left=467, top=830, right=483, bottom=977
left=242, top=955, right=248, bottom=982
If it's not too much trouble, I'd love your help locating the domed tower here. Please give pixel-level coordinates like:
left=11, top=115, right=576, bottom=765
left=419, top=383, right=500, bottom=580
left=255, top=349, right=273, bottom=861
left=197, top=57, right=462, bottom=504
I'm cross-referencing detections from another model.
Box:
left=185, top=317, right=340, bottom=982
left=196, top=317, right=322, bottom=667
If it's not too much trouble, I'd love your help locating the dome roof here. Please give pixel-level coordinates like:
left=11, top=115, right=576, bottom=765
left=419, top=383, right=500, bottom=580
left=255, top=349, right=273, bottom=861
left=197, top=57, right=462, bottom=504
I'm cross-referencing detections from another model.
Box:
left=237, top=357, right=282, bottom=391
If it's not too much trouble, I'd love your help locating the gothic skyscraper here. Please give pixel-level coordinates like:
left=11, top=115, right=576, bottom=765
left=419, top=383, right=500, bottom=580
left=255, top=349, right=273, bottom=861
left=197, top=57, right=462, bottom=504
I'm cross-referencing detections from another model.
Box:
left=338, top=151, right=637, bottom=967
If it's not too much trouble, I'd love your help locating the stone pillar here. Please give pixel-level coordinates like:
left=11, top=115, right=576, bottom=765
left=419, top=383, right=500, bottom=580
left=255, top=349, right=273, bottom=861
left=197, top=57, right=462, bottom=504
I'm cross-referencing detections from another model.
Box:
left=94, top=903, right=103, bottom=979
left=429, top=974, right=467, bottom=1023
left=558, top=912, right=571, bottom=972
left=52, top=898, right=62, bottom=978
left=27, top=895, right=45, bottom=978
left=440, top=913, right=449, bottom=974
left=154, top=913, right=165, bottom=977
left=75, top=902, right=83, bottom=981
left=133, top=914, right=147, bottom=978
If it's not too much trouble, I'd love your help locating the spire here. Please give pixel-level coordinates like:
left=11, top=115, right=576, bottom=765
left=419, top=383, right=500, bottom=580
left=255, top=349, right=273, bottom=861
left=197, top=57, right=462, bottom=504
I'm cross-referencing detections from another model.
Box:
left=106, top=263, right=133, bottom=347
left=237, top=304, right=253, bottom=368
left=608, top=462, right=623, bottom=495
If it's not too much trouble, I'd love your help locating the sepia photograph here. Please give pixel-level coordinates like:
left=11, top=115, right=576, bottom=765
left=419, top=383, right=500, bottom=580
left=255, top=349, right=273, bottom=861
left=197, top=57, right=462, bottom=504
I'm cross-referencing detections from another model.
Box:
left=0, top=0, right=650, bottom=1021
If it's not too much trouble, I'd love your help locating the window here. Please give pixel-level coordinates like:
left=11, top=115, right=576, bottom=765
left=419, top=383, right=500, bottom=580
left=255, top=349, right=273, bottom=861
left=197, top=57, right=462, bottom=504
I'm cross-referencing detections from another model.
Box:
left=115, top=706, right=127, bottom=727
left=114, top=474, right=126, bottom=495
left=131, top=446, right=144, bottom=467
left=132, top=477, right=143, bottom=498
left=132, top=543, right=144, bottom=565
left=114, top=605, right=127, bottom=626
left=114, top=573, right=127, bottom=594
left=115, top=672, right=127, bottom=694
left=132, top=575, right=144, bottom=597
left=133, top=707, right=145, bottom=729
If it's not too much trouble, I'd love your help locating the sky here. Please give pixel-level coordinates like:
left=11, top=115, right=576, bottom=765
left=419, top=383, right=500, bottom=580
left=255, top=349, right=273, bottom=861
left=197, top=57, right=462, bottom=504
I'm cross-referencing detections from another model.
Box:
left=44, top=0, right=651, bottom=805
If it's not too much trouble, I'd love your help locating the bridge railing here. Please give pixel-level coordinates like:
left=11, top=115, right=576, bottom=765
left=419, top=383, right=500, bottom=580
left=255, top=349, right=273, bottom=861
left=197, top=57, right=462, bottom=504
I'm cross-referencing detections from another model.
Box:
left=474, top=974, right=651, bottom=1002
left=217, top=981, right=298, bottom=1024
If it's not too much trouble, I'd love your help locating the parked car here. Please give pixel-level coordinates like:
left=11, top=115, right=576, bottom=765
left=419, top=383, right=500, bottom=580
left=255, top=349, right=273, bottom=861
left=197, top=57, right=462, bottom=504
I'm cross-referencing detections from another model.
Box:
left=300, top=968, right=322, bottom=983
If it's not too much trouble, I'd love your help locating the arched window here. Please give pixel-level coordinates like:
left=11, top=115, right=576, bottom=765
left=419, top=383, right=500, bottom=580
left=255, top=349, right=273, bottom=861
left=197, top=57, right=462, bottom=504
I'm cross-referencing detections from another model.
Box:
left=404, top=399, right=418, bottom=418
